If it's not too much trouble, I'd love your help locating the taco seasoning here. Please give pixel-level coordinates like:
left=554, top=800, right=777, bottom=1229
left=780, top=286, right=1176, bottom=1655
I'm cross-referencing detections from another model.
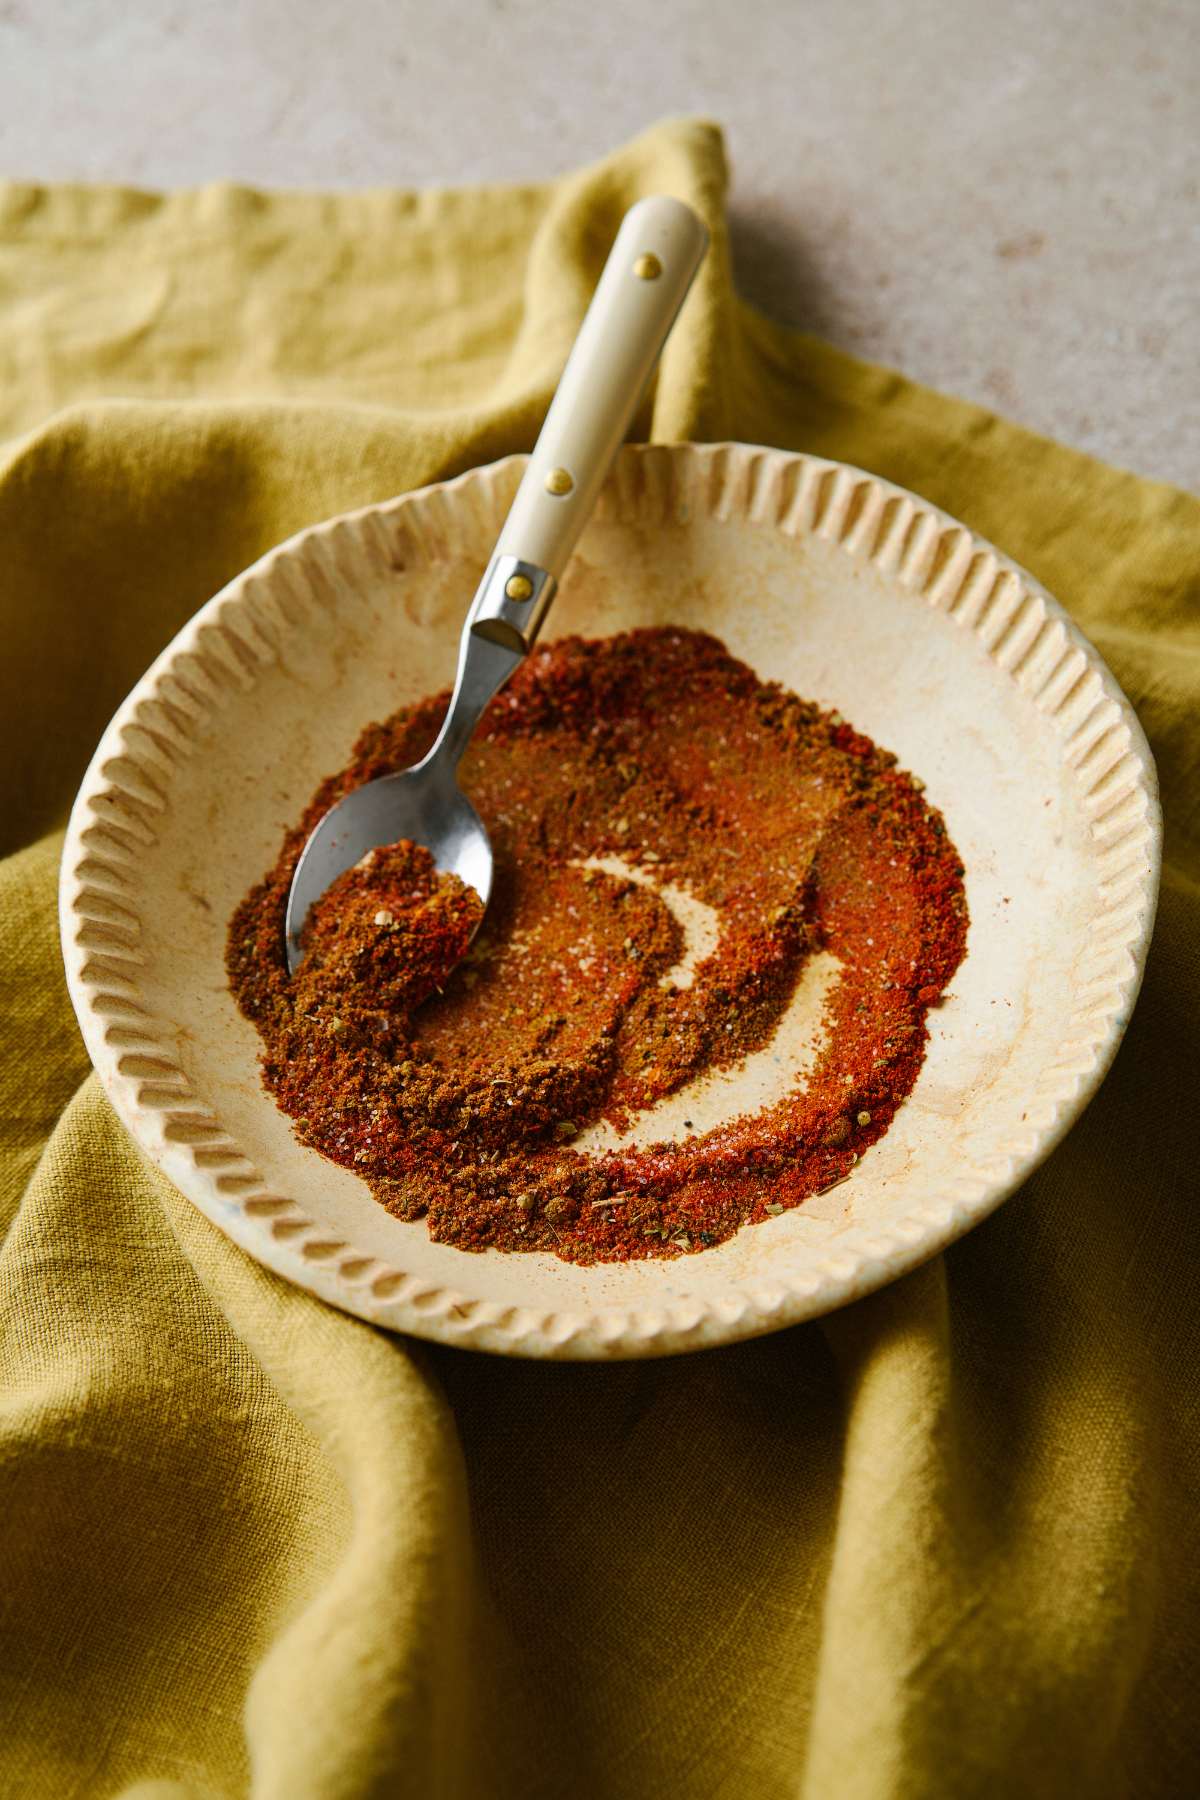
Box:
left=227, top=627, right=968, bottom=1264
left=295, top=839, right=483, bottom=1026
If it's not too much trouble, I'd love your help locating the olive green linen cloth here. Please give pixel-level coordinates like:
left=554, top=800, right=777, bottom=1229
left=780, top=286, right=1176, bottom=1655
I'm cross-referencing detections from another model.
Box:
left=1, top=119, right=1197, bottom=1800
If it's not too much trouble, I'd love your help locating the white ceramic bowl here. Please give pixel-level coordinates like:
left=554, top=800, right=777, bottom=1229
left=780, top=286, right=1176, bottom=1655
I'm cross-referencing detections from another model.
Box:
left=60, top=443, right=1160, bottom=1358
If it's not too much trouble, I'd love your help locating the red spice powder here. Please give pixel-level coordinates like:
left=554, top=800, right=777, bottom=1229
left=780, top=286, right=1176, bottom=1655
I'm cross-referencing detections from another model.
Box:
left=227, top=627, right=968, bottom=1264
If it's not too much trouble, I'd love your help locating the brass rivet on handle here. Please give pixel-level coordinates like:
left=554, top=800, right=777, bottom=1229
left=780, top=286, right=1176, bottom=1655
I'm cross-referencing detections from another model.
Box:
left=544, top=467, right=574, bottom=496
left=504, top=573, right=534, bottom=602
left=633, top=253, right=663, bottom=280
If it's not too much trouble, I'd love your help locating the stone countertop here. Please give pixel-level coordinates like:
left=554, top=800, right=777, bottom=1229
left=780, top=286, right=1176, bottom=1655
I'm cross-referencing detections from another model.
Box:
left=1, top=0, right=1194, bottom=491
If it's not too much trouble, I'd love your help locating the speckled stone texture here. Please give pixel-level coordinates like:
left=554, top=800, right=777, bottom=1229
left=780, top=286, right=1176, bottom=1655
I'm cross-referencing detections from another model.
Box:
left=0, top=0, right=1194, bottom=490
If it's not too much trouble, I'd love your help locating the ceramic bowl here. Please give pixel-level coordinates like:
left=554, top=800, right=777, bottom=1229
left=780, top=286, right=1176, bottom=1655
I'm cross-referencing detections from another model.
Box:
left=60, top=443, right=1160, bottom=1357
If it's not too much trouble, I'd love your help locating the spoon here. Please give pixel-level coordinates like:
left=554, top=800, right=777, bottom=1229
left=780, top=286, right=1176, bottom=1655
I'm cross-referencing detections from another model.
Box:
left=285, top=195, right=708, bottom=971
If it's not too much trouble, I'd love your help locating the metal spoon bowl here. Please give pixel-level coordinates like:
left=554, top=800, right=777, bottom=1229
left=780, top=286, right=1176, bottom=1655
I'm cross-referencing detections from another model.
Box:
left=284, top=196, right=708, bottom=973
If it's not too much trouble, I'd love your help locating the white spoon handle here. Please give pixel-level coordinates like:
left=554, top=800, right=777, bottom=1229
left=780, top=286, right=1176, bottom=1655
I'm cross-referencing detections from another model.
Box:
left=467, top=195, right=708, bottom=655
left=500, top=194, right=708, bottom=580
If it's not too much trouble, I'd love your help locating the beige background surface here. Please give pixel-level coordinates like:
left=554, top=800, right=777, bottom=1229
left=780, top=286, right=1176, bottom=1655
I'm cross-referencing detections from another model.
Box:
left=1, top=0, right=1195, bottom=492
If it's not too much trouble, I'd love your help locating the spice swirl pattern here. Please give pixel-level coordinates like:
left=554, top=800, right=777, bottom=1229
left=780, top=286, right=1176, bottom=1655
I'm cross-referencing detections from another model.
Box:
left=228, top=628, right=968, bottom=1263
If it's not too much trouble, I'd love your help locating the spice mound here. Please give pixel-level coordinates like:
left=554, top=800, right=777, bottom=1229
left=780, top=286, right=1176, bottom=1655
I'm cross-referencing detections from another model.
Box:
left=228, top=627, right=968, bottom=1265
left=296, top=840, right=483, bottom=1026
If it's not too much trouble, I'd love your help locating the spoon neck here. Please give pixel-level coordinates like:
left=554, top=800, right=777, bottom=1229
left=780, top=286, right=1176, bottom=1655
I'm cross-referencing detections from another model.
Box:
left=424, top=620, right=522, bottom=772
left=423, top=558, right=544, bottom=771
